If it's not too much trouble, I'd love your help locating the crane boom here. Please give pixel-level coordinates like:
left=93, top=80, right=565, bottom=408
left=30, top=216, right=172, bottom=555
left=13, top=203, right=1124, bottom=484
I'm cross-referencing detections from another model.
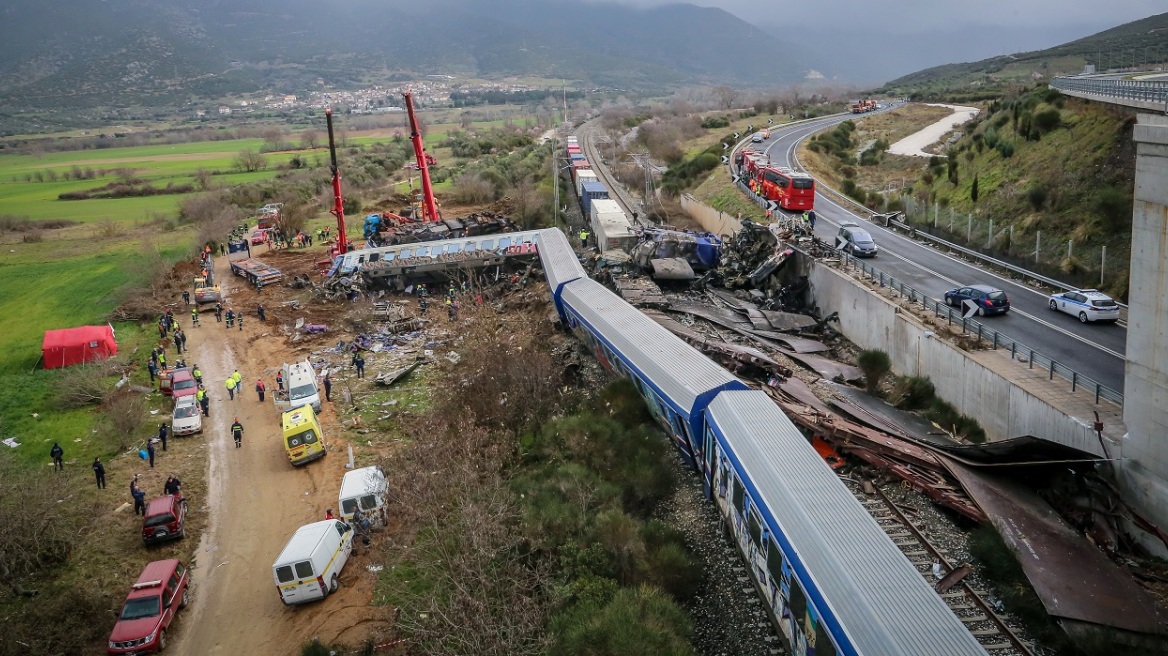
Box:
left=404, top=91, right=441, bottom=223
left=325, top=108, right=350, bottom=254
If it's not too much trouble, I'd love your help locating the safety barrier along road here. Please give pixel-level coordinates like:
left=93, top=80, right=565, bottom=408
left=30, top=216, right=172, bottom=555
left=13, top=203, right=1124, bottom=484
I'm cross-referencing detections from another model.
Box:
left=834, top=251, right=1124, bottom=407
left=1050, top=76, right=1168, bottom=108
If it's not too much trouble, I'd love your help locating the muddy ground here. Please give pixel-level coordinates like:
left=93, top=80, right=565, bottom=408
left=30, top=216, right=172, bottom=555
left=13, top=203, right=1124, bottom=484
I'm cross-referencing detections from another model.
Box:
left=168, top=251, right=393, bottom=655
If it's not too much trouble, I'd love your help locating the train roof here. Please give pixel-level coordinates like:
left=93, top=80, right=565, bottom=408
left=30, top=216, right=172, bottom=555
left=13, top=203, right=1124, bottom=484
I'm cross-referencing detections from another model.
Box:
left=706, top=391, right=987, bottom=656
left=561, top=278, right=744, bottom=411
left=535, top=229, right=586, bottom=293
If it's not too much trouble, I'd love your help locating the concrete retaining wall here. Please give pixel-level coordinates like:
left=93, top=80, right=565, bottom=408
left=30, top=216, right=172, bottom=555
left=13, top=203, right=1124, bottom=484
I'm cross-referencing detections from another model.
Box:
left=809, top=261, right=1107, bottom=455
left=681, top=194, right=742, bottom=237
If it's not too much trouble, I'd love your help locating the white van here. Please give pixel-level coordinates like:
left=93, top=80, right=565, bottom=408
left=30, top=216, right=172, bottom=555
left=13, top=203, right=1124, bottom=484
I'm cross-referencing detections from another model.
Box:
left=272, top=519, right=354, bottom=605
left=273, top=359, right=322, bottom=415
left=338, top=466, right=390, bottom=527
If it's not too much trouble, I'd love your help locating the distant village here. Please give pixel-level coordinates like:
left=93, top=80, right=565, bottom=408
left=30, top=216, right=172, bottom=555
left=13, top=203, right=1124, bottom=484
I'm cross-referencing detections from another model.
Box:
left=197, top=78, right=561, bottom=118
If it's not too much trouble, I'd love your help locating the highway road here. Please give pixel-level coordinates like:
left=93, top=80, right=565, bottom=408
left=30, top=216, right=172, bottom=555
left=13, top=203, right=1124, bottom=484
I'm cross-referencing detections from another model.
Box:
left=752, top=111, right=1128, bottom=393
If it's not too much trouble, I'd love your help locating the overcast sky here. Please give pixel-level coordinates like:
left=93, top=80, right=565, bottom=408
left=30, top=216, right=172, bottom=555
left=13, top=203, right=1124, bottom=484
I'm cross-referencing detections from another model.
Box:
left=614, top=0, right=1164, bottom=35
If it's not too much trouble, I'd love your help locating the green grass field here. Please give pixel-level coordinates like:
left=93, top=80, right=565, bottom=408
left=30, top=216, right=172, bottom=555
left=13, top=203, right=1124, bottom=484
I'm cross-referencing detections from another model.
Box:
left=0, top=115, right=534, bottom=469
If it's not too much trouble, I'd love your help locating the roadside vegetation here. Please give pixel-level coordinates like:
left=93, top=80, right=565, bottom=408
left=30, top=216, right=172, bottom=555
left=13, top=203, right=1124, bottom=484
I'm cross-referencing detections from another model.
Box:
left=798, top=89, right=1136, bottom=298
left=368, top=310, right=701, bottom=655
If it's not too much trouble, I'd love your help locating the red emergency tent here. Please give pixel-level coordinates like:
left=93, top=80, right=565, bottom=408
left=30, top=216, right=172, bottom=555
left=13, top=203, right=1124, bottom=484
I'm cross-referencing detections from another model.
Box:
left=41, top=325, right=118, bottom=369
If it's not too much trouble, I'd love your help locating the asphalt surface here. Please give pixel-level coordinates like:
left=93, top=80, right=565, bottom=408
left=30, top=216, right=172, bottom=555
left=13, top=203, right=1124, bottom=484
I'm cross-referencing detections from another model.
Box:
left=751, top=111, right=1128, bottom=393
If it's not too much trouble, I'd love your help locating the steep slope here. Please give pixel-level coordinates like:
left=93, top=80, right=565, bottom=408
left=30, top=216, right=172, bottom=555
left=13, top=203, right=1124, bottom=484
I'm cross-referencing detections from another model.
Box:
left=877, top=11, right=1168, bottom=99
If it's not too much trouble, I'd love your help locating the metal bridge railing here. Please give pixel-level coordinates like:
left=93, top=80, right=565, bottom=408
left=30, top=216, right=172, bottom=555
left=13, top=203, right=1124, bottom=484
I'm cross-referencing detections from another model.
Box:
left=834, top=253, right=1124, bottom=407
left=1050, top=76, right=1168, bottom=105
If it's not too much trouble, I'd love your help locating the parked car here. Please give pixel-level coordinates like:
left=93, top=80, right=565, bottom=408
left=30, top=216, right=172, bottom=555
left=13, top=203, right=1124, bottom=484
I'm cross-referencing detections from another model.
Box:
left=272, top=519, right=354, bottom=605
left=169, top=368, right=198, bottom=400
left=142, top=495, right=187, bottom=544
left=1049, top=289, right=1120, bottom=323
left=250, top=229, right=268, bottom=245
left=837, top=221, right=878, bottom=257
left=945, top=284, right=1011, bottom=316
left=171, top=396, right=202, bottom=436
left=107, top=559, right=189, bottom=654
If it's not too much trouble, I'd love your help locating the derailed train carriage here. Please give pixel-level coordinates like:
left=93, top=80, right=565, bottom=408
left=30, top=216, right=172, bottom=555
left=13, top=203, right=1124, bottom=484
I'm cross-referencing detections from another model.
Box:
left=533, top=227, right=987, bottom=656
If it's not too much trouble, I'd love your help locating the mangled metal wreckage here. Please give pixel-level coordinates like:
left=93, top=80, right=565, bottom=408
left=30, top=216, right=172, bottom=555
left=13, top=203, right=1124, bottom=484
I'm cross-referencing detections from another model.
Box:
left=329, top=229, right=544, bottom=290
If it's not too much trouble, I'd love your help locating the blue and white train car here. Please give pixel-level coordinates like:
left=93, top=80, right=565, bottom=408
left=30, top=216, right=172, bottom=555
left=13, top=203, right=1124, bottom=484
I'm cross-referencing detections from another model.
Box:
left=534, top=228, right=586, bottom=319
left=703, top=391, right=988, bottom=656
left=559, top=277, right=748, bottom=468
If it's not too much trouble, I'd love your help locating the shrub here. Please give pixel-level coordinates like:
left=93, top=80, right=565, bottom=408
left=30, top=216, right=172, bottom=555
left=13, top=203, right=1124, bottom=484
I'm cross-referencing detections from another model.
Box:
left=857, top=349, right=892, bottom=394
left=1032, top=108, right=1061, bottom=135
left=890, top=375, right=935, bottom=410
left=995, top=140, right=1015, bottom=158
left=983, top=126, right=999, bottom=148
left=1027, top=186, right=1048, bottom=211
left=549, top=586, right=694, bottom=656
left=700, top=116, right=729, bottom=129
left=1093, top=187, right=1130, bottom=231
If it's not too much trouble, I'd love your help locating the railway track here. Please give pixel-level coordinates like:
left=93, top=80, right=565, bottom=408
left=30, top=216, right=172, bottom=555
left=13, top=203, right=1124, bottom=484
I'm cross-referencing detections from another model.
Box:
left=844, top=479, right=1036, bottom=656
left=576, top=119, right=647, bottom=226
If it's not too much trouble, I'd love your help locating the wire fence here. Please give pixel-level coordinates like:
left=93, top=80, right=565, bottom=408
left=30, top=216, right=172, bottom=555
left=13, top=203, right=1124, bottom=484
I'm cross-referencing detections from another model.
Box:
left=897, top=197, right=1131, bottom=297
left=833, top=252, right=1124, bottom=407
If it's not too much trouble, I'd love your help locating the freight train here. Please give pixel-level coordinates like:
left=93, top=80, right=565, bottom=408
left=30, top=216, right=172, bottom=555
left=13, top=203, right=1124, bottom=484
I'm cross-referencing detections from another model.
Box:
left=534, top=227, right=987, bottom=656
left=564, top=136, right=638, bottom=255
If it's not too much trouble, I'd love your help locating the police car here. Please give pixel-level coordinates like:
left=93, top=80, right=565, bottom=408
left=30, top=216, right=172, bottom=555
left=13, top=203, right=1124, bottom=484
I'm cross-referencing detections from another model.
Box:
left=1048, top=289, right=1120, bottom=323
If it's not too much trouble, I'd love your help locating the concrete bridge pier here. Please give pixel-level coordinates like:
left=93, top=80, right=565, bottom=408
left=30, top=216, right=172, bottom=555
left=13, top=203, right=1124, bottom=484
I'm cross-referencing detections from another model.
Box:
left=1121, top=113, right=1168, bottom=540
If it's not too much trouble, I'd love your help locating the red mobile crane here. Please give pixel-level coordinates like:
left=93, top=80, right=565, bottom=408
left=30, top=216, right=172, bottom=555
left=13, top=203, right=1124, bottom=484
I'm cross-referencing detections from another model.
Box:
left=403, top=91, right=441, bottom=223
left=325, top=107, right=350, bottom=255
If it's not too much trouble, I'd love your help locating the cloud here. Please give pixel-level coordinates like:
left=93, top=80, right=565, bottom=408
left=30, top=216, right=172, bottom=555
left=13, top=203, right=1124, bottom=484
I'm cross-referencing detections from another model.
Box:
left=603, top=0, right=1163, bottom=33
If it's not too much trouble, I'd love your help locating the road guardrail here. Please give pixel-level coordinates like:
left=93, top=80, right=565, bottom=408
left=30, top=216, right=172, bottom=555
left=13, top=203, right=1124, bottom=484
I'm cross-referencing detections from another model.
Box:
left=1050, top=76, right=1168, bottom=105
left=834, top=251, right=1124, bottom=407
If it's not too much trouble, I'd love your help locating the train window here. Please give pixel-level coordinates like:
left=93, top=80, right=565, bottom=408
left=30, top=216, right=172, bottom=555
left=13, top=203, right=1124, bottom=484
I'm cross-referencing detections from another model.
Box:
left=747, top=507, right=763, bottom=546
left=789, top=579, right=809, bottom=644
left=815, top=618, right=837, bottom=656
left=731, top=475, right=745, bottom=513
left=481, top=239, right=496, bottom=250
left=766, top=538, right=783, bottom=583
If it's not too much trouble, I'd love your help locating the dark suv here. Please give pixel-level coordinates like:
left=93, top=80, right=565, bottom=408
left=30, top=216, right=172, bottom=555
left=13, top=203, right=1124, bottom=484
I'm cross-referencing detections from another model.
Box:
left=142, top=495, right=187, bottom=544
left=945, top=284, right=1010, bottom=316
left=108, top=559, right=189, bottom=654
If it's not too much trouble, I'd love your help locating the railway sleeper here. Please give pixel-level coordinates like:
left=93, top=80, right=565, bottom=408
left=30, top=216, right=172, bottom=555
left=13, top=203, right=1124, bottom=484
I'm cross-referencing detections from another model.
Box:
left=959, top=614, right=989, bottom=623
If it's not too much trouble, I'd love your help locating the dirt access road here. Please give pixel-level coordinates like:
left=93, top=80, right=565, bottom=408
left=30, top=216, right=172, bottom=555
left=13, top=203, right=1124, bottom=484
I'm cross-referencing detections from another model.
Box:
left=170, top=256, right=386, bottom=655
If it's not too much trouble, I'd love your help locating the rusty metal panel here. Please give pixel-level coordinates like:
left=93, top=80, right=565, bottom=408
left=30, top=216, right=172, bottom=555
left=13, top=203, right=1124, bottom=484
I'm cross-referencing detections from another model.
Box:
left=944, top=461, right=1168, bottom=635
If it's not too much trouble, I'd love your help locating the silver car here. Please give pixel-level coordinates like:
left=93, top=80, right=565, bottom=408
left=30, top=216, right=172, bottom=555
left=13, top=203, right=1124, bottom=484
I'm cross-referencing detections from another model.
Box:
left=171, top=396, right=203, bottom=436
left=1049, top=289, right=1120, bottom=323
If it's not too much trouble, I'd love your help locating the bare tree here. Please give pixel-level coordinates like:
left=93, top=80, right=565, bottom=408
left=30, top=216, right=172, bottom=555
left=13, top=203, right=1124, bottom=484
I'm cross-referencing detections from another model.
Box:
left=451, top=173, right=497, bottom=204
left=262, top=127, right=285, bottom=152
left=299, top=129, right=320, bottom=150
left=234, top=149, right=268, bottom=172
left=194, top=168, right=213, bottom=191
left=713, top=85, right=739, bottom=110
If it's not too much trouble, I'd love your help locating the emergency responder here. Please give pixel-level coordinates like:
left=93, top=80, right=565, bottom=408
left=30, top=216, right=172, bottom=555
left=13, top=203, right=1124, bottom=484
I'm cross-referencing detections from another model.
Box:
left=231, top=418, right=244, bottom=448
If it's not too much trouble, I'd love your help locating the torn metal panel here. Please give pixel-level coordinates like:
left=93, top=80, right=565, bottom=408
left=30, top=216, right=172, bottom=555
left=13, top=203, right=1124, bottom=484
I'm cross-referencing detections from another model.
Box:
left=775, top=377, right=833, bottom=415
left=646, top=311, right=792, bottom=378
left=779, top=349, right=864, bottom=382
left=669, top=302, right=754, bottom=331
left=744, top=307, right=770, bottom=331
left=650, top=258, right=696, bottom=281
left=748, top=250, right=793, bottom=287
left=611, top=276, right=669, bottom=308
left=759, top=310, right=818, bottom=332
left=751, top=331, right=829, bottom=353
left=373, top=361, right=423, bottom=387
left=944, top=460, right=1168, bottom=636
